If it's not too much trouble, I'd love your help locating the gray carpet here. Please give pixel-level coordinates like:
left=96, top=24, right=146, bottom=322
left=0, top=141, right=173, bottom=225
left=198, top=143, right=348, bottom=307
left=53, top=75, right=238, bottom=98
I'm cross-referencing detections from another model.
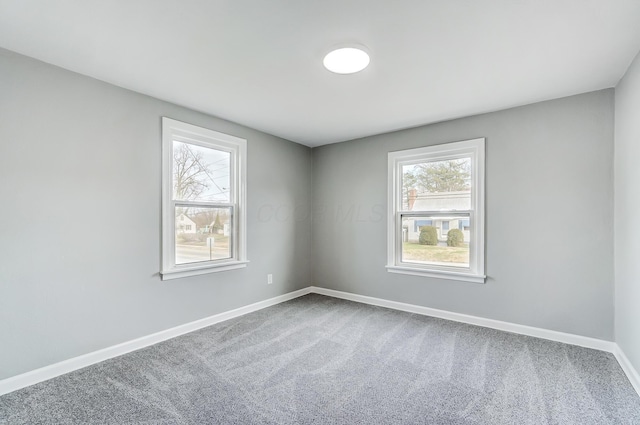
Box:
left=1, top=294, right=639, bottom=424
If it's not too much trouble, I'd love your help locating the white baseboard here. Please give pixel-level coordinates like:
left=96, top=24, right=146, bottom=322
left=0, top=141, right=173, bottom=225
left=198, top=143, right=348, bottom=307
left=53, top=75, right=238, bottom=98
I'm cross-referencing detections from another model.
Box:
left=0, top=287, right=312, bottom=396
left=3, top=285, right=639, bottom=400
left=613, top=344, right=640, bottom=397
left=309, top=287, right=615, bottom=352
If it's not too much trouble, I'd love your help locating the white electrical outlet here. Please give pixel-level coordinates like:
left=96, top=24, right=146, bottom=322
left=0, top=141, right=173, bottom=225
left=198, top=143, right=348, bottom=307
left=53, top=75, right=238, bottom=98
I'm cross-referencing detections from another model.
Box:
left=267, top=274, right=273, bottom=284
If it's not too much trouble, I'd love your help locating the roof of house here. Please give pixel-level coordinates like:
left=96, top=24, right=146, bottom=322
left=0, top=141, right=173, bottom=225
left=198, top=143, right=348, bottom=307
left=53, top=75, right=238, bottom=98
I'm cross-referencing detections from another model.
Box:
left=411, top=191, right=471, bottom=211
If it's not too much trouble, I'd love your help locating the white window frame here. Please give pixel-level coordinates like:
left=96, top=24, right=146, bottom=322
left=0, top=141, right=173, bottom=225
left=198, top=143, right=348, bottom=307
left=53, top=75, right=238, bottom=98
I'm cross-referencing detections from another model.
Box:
left=161, top=118, right=248, bottom=280
left=387, top=138, right=486, bottom=283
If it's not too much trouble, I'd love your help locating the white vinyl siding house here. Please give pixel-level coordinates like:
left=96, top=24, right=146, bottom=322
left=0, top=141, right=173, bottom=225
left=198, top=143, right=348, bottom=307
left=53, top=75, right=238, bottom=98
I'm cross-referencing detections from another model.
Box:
left=403, top=191, right=471, bottom=243
left=176, top=213, right=197, bottom=234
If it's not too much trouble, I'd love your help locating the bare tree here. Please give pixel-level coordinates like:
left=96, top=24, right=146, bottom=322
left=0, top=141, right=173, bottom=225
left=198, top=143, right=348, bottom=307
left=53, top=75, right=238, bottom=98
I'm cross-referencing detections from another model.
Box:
left=173, top=142, right=231, bottom=231
left=173, top=143, right=212, bottom=201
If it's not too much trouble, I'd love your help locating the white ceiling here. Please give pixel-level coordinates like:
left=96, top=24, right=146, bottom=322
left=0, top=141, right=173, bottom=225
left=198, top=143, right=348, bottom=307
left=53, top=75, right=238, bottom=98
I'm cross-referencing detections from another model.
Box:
left=1, top=1, right=639, bottom=147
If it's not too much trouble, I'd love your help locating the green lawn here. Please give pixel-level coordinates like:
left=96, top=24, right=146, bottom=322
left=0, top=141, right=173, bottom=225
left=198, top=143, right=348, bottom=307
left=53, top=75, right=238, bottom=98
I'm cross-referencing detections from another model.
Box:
left=402, top=242, right=469, bottom=265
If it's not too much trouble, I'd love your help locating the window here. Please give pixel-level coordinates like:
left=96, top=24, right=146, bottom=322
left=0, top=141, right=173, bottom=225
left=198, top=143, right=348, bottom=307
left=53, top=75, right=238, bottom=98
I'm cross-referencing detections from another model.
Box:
left=161, top=118, right=247, bottom=280
left=387, top=138, right=485, bottom=283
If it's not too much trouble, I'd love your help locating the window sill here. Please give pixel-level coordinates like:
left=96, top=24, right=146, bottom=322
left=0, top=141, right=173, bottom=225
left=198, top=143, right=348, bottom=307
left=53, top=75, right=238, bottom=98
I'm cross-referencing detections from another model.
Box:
left=161, top=260, right=249, bottom=280
left=386, top=265, right=486, bottom=283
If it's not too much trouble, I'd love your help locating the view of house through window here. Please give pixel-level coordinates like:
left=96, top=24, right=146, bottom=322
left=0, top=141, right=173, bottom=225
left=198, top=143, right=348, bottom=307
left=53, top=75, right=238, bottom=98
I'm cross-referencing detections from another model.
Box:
left=162, top=118, right=247, bottom=279
left=172, top=141, right=232, bottom=265
left=401, top=158, right=471, bottom=268
left=175, top=207, right=232, bottom=264
left=387, top=138, right=485, bottom=283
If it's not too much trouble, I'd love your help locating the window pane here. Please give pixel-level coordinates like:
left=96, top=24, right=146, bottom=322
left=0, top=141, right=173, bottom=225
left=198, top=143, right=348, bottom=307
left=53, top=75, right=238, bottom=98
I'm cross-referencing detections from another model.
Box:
left=402, top=158, right=471, bottom=211
left=175, top=207, right=232, bottom=265
left=401, top=214, right=470, bottom=268
left=173, top=141, right=230, bottom=202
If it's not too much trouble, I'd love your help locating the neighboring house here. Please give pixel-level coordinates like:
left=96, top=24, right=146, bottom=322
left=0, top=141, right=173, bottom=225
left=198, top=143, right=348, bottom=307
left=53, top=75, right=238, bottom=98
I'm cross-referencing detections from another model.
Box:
left=403, top=190, right=471, bottom=243
left=209, top=221, right=231, bottom=237
left=189, top=213, right=231, bottom=236
left=175, top=213, right=197, bottom=234
left=191, top=215, right=214, bottom=234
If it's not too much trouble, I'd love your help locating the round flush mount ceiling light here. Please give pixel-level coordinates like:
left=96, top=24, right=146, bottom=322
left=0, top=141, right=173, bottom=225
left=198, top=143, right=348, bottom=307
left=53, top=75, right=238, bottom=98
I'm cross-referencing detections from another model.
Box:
left=323, top=47, right=370, bottom=74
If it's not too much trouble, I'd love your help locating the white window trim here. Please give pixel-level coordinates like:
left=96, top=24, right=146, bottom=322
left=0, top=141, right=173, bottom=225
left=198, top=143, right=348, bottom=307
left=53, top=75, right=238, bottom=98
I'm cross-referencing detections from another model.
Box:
left=386, top=138, right=486, bottom=283
left=161, top=118, right=248, bottom=280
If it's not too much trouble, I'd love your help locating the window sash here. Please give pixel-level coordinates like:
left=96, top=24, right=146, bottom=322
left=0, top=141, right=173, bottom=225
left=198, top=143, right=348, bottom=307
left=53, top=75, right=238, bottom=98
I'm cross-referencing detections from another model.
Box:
left=169, top=140, right=238, bottom=268
left=173, top=204, right=235, bottom=266
left=387, top=138, right=485, bottom=283
left=161, top=117, right=247, bottom=279
left=170, top=204, right=238, bottom=269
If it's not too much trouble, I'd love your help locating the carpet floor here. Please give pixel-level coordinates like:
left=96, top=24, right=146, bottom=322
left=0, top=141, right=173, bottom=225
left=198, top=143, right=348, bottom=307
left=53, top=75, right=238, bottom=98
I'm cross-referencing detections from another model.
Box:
left=1, top=293, right=639, bottom=424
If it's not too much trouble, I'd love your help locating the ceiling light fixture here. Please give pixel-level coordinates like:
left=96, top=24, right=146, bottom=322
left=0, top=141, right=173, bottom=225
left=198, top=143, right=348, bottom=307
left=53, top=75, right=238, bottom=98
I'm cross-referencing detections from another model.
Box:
left=323, top=47, right=370, bottom=74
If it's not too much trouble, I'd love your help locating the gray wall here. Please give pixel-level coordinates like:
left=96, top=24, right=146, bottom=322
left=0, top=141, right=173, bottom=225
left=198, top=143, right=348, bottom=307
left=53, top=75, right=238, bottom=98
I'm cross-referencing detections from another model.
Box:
left=615, top=51, right=640, bottom=373
left=0, top=49, right=313, bottom=380
left=0, top=45, right=623, bottom=382
left=313, top=90, right=615, bottom=340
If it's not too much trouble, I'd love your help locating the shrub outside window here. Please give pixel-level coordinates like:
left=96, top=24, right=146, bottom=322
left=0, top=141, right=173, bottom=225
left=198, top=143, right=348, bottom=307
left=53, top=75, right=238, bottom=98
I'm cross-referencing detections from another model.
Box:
left=387, top=138, right=485, bottom=283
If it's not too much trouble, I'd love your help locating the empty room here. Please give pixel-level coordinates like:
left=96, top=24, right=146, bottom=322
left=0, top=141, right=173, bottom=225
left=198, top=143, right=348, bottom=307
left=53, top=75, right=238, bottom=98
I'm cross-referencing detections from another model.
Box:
left=2, top=1, right=640, bottom=423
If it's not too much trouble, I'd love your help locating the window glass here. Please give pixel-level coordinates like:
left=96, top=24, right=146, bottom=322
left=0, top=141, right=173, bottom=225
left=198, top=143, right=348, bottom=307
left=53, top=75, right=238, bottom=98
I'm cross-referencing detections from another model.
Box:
left=173, top=141, right=231, bottom=203
left=162, top=118, right=247, bottom=279
left=402, top=158, right=471, bottom=211
left=388, top=138, right=485, bottom=283
left=401, top=214, right=470, bottom=268
left=175, top=207, right=232, bottom=265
